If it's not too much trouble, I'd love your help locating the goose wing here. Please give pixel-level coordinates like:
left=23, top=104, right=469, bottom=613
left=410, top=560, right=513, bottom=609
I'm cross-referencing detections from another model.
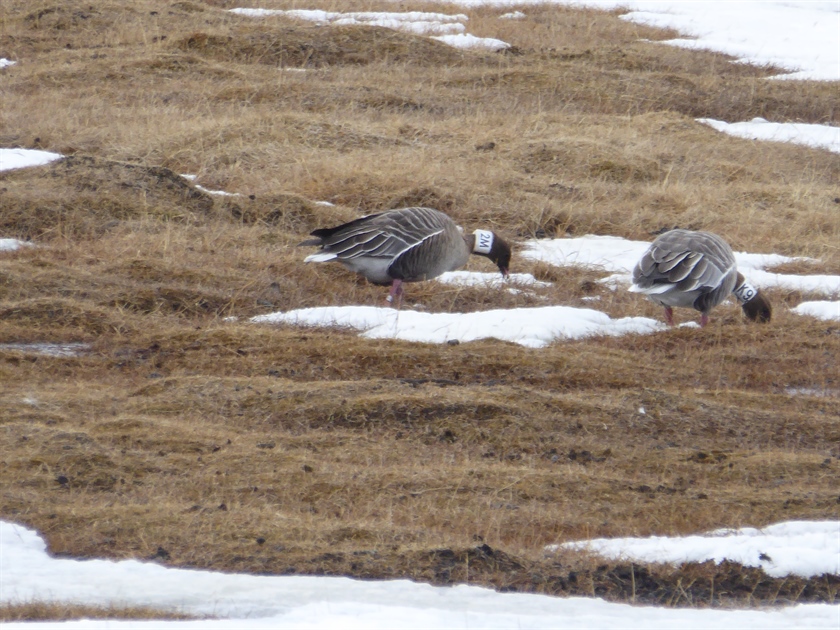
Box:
left=633, top=230, right=736, bottom=294
left=306, top=207, right=452, bottom=263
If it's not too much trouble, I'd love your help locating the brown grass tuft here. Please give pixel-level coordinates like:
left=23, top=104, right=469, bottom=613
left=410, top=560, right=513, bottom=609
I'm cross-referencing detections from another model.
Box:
left=0, top=156, right=214, bottom=239
left=177, top=24, right=477, bottom=68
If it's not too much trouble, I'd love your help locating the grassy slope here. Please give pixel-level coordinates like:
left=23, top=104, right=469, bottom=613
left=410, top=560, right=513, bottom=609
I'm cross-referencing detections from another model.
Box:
left=1, top=0, right=838, bottom=612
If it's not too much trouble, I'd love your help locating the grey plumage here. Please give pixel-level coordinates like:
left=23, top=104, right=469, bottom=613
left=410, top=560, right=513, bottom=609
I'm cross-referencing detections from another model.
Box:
left=300, top=207, right=511, bottom=306
left=631, top=229, right=771, bottom=326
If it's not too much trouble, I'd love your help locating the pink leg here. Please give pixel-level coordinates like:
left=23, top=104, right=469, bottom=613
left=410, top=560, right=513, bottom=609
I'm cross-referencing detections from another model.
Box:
left=700, top=313, right=709, bottom=328
left=663, top=306, right=674, bottom=326
left=386, top=279, right=404, bottom=309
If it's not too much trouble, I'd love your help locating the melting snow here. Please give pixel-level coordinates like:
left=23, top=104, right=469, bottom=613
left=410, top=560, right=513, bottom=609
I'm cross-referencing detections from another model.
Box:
left=370, top=1, right=840, bottom=149
left=0, top=343, right=90, bottom=357
left=699, top=118, right=840, bottom=155
left=431, top=32, right=510, bottom=51
left=436, top=270, right=550, bottom=288
left=252, top=304, right=663, bottom=347
left=180, top=174, right=240, bottom=197
left=791, top=301, right=840, bottom=321
left=230, top=8, right=472, bottom=41
left=1, top=519, right=838, bottom=629
left=0, top=238, right=33, bottom=252
left=229, top=7, right=513, bottom=50
left=429, top=0, right=840, bottom=81
left=553, top=521, right=840, bottom=579
left=0, top=147, right=63, bottom=171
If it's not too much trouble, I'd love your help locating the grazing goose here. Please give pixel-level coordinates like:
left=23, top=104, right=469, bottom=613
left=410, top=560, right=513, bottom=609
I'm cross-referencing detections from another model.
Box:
left=300, top=207, right=512, bottom=307
left=631, top=229, right=772, bottom=327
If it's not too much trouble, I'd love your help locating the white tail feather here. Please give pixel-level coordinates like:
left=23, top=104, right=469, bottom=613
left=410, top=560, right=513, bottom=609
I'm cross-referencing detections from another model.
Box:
left=629, top=283, right=672, bottom=295
left=305, top=252, right=338, bottom=263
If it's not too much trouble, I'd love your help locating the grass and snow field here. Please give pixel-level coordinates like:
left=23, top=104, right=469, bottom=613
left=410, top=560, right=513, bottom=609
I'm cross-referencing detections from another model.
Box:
left=223, top=0, right=840, bottom=346
left=6, top=145, right=835, bottom=346
left=2, top=519, right=838, bottom=629
left=252, top=230, right=840, bottom=345
left=231, top=2, right=840, bottom=143
left=1, top=0, right=839, bottom=627
left=4, top=2, right=839, bottom=346
left=419, top=0, right=840, bottom=81
left=253, top=234, right=839, bottom=346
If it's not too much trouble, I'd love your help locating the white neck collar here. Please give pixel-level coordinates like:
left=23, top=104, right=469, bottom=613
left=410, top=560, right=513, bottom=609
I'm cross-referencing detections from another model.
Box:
left=473, top=230, right=493, bottom=254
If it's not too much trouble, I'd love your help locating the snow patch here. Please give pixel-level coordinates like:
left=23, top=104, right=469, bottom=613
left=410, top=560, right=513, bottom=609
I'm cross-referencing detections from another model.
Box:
left=552, top=520, right=840, bottom=579
left=791, top=301, right=840, bottom=321
left=252, top=305, right=664, bottom=347
left=431, top=33, right=510, bottom=51
left=0, top=343, right=89, bottom=357
left=2, top=519, right=839, bottom=629
left=699, top=118, right=840, bottom=155
left=0, top=239, right=33, bottom=252
left=0, top=148, right=63, bottom=172
left=436, top=270, right=550, bottom=288
left=229, top=7, right=512, bottom=51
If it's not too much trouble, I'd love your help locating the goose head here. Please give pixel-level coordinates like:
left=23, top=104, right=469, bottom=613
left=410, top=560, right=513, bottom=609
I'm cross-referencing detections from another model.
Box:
left=470, top=230, right=511, bottom=277
left=741, top=292, right=772, bottom=323
left=733, top=273, right=772, bottom=323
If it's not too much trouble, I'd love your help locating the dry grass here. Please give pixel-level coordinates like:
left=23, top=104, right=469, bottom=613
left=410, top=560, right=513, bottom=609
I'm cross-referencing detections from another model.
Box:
left=0, top=602, right=198, bottom=621
left=1, top=0, right=839, bottom=615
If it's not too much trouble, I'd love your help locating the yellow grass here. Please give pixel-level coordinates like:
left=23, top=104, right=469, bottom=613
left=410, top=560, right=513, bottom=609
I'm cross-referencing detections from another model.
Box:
left=0, top=0, right=838, bottom=614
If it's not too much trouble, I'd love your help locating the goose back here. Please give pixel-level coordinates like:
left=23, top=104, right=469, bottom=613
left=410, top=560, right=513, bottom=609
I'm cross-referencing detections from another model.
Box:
left=632, top=229, right=738, bottom=314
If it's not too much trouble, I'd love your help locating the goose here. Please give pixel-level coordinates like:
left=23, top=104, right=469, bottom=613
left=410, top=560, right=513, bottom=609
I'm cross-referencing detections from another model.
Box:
left=299, top=207, right=512, bottom=307
left=631, top=229, right=772, bottom=327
